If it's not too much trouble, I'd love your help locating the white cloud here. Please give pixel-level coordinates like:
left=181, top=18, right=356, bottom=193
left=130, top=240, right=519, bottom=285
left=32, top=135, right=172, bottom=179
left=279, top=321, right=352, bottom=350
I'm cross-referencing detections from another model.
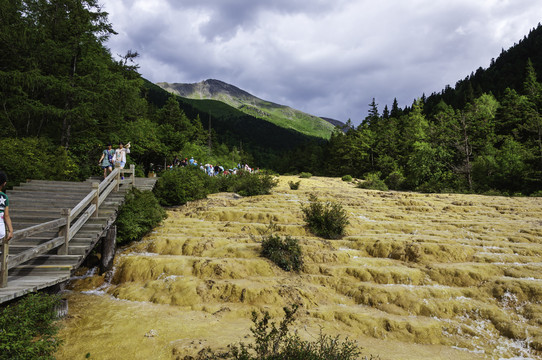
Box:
left=101, top=0, right=542, bottom=123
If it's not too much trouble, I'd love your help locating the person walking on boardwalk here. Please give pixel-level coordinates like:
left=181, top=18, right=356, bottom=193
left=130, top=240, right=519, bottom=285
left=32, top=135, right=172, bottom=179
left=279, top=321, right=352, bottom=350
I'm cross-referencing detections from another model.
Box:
left=0, top=172, right=14, bottom=242
left=98, top=143, right=115, bottom=179
left=113, top=141, right=131, bottom=179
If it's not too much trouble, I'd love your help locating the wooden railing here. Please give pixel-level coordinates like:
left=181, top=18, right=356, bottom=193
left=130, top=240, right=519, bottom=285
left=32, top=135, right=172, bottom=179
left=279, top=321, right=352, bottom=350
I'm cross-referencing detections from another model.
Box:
left=0, top=165, right=136, bottom=288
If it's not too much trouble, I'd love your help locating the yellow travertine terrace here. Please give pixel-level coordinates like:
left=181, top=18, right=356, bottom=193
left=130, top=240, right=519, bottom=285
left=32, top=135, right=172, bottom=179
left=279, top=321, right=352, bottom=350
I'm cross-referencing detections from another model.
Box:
left=56, top=176, right=542, bottom=360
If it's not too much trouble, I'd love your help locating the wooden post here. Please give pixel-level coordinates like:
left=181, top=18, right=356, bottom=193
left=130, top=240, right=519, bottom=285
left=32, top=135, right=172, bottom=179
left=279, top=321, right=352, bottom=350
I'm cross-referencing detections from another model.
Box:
left=115, top=168, right=120, bottom=192
left=1, top=236, right=8, bottom=288
left=58, top=208, right=71, bottom=255
left=130, top=164, right=136, bottom=188
left=92, top=182, right=100, bottom=218
left=100, top=225, right=116, bottom=273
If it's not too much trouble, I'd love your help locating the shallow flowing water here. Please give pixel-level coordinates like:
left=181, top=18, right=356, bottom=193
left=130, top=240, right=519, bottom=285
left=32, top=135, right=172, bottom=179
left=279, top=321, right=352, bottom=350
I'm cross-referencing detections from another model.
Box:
left=56, top=176, right=542, bottom=359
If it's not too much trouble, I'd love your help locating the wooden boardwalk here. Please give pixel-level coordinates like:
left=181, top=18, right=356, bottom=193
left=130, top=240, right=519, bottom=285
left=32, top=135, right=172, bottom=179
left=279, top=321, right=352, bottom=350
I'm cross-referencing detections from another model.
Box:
left=0, top=171, right=157, bottom=304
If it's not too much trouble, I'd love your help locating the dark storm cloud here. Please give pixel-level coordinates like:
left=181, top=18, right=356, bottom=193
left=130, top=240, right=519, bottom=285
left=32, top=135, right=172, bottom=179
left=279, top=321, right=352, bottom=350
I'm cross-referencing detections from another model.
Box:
left=169, top=0, right=345, bottom=40
left=102, top=0, right=542, bottom=123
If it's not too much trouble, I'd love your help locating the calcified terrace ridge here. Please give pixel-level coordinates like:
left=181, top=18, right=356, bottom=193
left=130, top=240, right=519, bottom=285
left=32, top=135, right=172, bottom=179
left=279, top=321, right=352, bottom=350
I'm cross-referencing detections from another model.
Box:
left=57, top=176, right=542, bottom=360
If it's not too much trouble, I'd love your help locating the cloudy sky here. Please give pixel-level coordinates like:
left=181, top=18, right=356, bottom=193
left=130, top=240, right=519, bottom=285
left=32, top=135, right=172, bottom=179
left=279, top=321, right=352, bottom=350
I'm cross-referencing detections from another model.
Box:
left=101, top=0, right=542, bottom=124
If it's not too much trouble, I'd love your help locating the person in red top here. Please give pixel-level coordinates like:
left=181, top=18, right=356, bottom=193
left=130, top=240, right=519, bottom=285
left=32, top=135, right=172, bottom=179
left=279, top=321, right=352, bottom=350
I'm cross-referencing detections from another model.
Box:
left=0, top=171, right=14, bottom=242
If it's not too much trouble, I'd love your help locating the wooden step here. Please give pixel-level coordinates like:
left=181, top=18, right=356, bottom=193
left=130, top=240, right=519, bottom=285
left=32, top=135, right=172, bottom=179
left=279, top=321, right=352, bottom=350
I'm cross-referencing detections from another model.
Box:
left=11, top=188, right=91, bottom=196
left=21, top=255, right=82, bottom=266
left=19, top=181, right=92, bottom=189
left=68, top=246, right=89, bottom=256
left=10, top=214, right=63, bottom=222
left=9, top=267, right=72, bottom=277
left=8, top=200, right=82, bottom=208
left=26, top=179, right=94, bottom=186
left=8, top=237, right=55, bottom=247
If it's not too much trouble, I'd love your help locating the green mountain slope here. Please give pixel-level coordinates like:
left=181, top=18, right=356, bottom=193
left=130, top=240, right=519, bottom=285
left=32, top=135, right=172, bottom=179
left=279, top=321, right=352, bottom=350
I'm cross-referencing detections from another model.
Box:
left=142, top=79, right=325, bottom=167
left=156, top=79, right=336, bottom=139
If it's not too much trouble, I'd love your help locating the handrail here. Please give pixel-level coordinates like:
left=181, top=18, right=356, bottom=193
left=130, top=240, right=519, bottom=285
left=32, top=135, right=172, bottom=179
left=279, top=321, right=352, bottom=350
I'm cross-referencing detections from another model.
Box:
left=0, top=165, right=136, bottom=287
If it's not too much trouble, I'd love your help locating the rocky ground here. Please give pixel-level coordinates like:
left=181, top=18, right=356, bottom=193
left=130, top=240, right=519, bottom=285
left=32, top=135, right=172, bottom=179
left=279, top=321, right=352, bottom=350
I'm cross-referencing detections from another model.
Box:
left=56, top=176, right=542, bottom=360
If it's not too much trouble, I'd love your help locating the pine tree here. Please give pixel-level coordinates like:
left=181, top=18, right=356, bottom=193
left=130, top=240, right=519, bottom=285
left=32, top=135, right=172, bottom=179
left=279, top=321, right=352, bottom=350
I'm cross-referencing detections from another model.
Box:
left=522, top=59, right=542, bottom=171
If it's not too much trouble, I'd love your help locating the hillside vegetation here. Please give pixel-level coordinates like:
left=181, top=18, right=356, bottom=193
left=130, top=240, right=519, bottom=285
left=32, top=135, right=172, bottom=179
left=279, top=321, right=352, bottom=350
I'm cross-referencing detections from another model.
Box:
left=157, top=79, right=336, bottom=139
left=280, top=24, right=542, bottom=196
left=58, top=176, right=542, bottom=359
left=2, top=1, right=541, bottom=198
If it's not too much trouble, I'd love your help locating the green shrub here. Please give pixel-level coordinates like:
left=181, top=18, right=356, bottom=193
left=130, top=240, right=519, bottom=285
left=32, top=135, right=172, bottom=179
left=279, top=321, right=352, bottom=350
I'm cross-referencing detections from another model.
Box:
left=301, top=194, right=349, bottom=239
left=357, top=173, right=388, bottom=191
left=482, top=189, right=504, bottom=197
left=0, top=137, right=80, bottom=188
left=116, top=188, right=167, bottom=245
left=299, top=172, right=312, bottom=179
left=288, top=180, right=301, bottom=190
left=229, top=171, right=278, bottom=197
left=530, top=190, right=542, bottom=197
left=194, top=305, right=375, bottom=360
left=384, top=170, right=405, bottom=190
left=153, top=166, right=215, bottom=206
left=261, top=234, right=303, bottom=272
left=341, top=175, right=353, bottom=182
left=0, top=293, right=63, bottom=360
left=214, top=173, right=237, bottom=192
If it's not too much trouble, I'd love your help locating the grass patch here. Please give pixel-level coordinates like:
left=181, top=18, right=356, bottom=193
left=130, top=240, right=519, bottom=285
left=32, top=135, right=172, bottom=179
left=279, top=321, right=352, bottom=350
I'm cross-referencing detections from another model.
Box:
left=0, top=293, right=63, bottom=360
left=342, top=175, right=353, bottom=182
left=301, top=194, right=349, bottom=239
left=299, top=172, right=312, bottom=179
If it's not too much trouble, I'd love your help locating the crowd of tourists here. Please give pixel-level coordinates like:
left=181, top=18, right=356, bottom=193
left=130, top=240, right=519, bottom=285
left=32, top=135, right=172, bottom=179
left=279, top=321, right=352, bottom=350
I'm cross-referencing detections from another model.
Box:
left=99, top=142, right=257, bottom=178
left=170, top=156, right=256, bottom=176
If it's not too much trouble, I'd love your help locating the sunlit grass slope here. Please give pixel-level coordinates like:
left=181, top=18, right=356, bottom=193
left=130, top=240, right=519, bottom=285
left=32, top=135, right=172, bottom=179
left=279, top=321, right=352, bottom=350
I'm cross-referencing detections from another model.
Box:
left=158, top=80, right=336, bottom=139
left=57, top=176, right=542, bottom=360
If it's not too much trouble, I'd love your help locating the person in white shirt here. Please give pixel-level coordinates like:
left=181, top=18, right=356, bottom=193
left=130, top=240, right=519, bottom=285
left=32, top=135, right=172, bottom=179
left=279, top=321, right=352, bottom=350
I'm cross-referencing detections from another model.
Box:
left=113, top=142, right=131, bottom=179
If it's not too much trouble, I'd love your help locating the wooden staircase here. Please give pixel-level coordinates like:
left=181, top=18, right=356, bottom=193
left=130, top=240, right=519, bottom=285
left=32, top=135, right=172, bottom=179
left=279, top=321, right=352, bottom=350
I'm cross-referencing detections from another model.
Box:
left=0, top=173, right=157, bottom=303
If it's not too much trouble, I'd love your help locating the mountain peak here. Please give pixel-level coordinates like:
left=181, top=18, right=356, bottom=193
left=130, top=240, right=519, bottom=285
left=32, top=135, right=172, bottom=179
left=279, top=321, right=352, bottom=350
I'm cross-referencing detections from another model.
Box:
left=157, top=79, right=255, bottom=101
left=156, top=79, right=337, bottom=139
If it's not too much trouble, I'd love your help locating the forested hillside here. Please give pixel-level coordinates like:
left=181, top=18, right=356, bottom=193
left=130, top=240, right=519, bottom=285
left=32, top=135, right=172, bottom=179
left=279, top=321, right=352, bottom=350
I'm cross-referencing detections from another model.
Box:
left=1, top=1, right=541, bottom=196
left=424, top=24, right=542, bottom=113
left=282, top=25, right=542, bottom=195
left=143, top=80, right=324, bottom=167
left=0, top=0, right=288, bottom=186
left=156, top=79, right=336, bottom=139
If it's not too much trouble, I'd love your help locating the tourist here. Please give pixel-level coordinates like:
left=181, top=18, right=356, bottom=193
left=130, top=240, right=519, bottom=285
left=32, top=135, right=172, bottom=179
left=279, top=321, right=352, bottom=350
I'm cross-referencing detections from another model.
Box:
left=0, top=172, right=14, bottom=242
left=173, top=155, right=181, bottom=167
left=98, top=143, right=115, bottom=179
left=113, top=141, right=131, bottom=179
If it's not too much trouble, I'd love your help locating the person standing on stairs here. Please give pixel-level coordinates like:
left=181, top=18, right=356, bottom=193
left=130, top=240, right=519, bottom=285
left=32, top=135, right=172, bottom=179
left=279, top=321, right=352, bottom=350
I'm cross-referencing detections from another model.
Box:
left=98, top=143, right=115, bottom=179
left=113, top=141, right=131, bottom=179
left=0, top=172, right=14, bottom=243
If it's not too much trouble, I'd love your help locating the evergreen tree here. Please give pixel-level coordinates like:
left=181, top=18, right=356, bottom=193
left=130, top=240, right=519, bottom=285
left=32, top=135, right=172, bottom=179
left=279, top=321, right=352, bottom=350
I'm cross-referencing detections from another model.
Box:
left=382, top=105, right=390, bottom=119
left=0, top=0, right=144, bottom=149
left=390, top=98, right=402, bottom=118
left=522, top=59, right=542, bottom=171
left=365, top=98, right=380, bottom=126
left=451, top=94, right=499, bottom=190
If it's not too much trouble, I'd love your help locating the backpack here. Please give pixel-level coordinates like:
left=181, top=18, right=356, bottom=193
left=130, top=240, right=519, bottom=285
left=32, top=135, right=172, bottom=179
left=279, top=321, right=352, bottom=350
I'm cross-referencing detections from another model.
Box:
left=106, top=150, right=114, bottom=163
